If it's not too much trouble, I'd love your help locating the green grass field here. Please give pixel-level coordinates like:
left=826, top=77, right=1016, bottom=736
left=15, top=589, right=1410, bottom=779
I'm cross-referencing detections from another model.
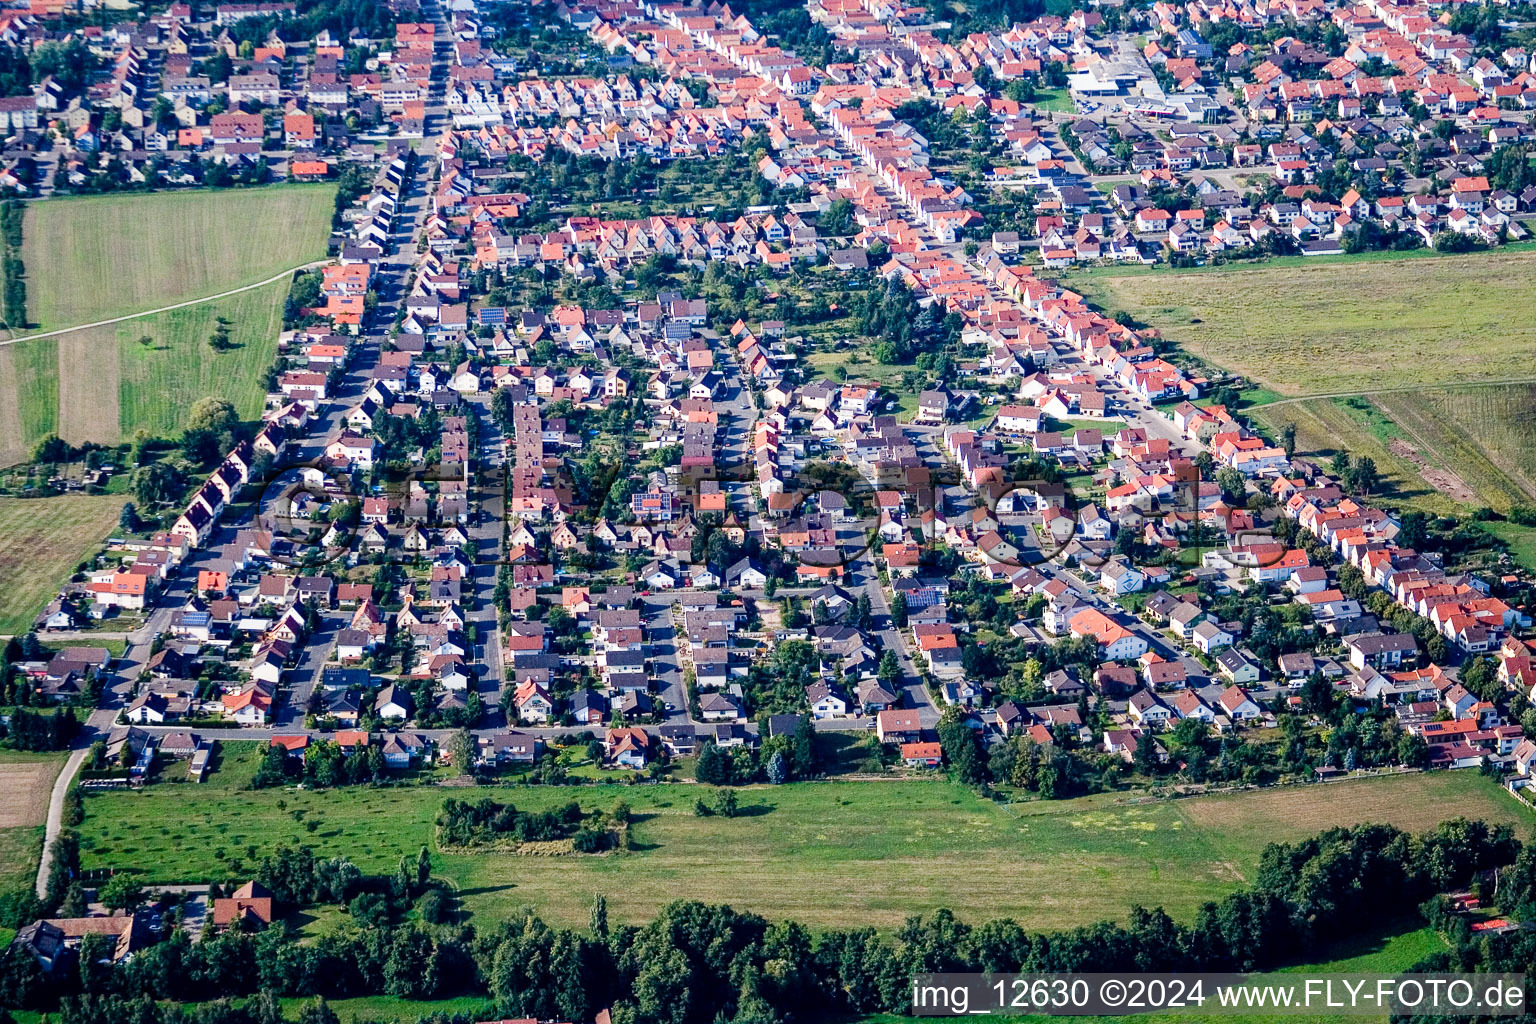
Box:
left=1071, top=251, right=1536, bottom=397
left=1028, top=88, right=1075, bottom=113
left=0, top=493, right=125, bottom=634
left=79, top=757, right=1534, bottom=933
left=20, top=186, right=335, bottom=332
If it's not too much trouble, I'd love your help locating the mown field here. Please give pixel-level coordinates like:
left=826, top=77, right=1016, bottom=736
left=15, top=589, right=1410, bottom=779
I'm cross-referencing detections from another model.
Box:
left=0, top=187, right=334, bottom=461
left=20, top=186, right=335, bottom=331
left=79, top=757, right=1533, bottom=933
left=0, top=339, right=55, bottom=465
left=0, top=493, right=124, bottom=634
left=1071, top=251, right=1536, bottom=397
left=7, top=275, right=293, bottom=452
left=0, top=749, right=67, bottom=899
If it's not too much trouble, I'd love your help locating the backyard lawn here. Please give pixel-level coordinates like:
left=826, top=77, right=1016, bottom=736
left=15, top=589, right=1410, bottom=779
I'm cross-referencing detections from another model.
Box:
left=79, top=758, right=1534, bottom=933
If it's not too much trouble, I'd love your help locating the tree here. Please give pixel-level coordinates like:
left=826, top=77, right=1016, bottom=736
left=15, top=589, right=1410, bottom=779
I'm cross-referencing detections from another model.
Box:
left=590, top=893, right=608, bottom=938
left=448, top=728, right=476, bottom=774
left=98, top=873, right=145, bottom=914
left=712, top=788, right=739, bottom=818
left=1215, top=466, right=1248, bottom=503
left=1397, top=510, right=1429, bottom=550
left=415, top=845, right=431, bottom=890
left=118, top=502, right=141, bottom=533
left=696, top=742, right=732, bottom=785
left=853, top=592, right=873, bottom=632
left=819, top=197, right=854, bottom=237
left=1345, top=456, right=1380, bottom=496
left=31, top=434, right=68, bottom=463
left=791, top=714, right=816, bottom=778
left=937, top=708, right=986, bottom=785
left=765, top=750, right=788, bottom=784
left=1280, top=422, right=1297, bottom=459
left=133, top=461, right=185, bottom=507
left=186, top=397, right=238, bottom=438
left=890, top=591, right=909, bottom=629
left=877, top=649, right=902, bottom=687
left=298, top=998, right=341, bottom=1024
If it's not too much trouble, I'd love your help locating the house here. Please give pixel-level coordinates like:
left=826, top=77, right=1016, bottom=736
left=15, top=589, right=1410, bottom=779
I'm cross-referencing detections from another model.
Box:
left=606, top=726, right=651, bottom=768
left=1192, top=619, right=1234, bottom=653
left=12, top=914, right=152, bottom=973
left=858, top=679, right=899, bottom=714
left=699, top=691, right=741, bottom=721
left=901, top=741, right=944, bottom=767
left=1099, top=558, right=1145, bottom=595
left=212, top=881, right=274, bottom=931
left=877, top=708, right=922, bottom=744
left=375, top=684, right=413, bottom=721
left=1067, top=608, right=1149, bottom=661
left=1217, top=684, right=1262, bottom=721
left=724, top=557, right=769, bottom=589
left=381, top=732, right=427, bottom=767
left=513, top=680, right=555, bottom=723
left=1346, top=631, right=1419, bottom=670
left=222, top=686, right=271, bottom=725
left=806, top=680, right=849, bottom=719
left=1215, top=648, right=1261, bottom=685
left=1127, top=689, right=1172, bottom=728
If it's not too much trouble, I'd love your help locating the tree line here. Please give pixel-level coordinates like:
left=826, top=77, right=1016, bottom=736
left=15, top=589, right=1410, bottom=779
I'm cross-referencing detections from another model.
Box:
left=0, top=818, right=1521, bottom=1023
left=1, top=199, right=25, bottom=329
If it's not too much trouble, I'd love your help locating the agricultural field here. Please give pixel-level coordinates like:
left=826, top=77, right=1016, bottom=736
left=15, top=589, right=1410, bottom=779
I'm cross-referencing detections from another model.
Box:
left=1250, top=385, right=1536, bottom=516
left=0, top=339, right=56, bottom=466
left=6, top=274, right=292, bottom=452
left=1071, top=251, right=1536, bottom=397
left=79, top=759, right=1533, bottom=933
left=0, top=749, right=67, bottom=899
left=0, top=492, right=125, bottom=634
left=19, top=186, right=336, bottom=332
left=0, top=187, right=335, bottom=461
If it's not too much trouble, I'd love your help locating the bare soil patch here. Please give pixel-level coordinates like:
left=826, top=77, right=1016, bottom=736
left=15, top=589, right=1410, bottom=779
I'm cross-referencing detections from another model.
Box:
left=0, top=347, right=25, bottom=466
left=1387, top=438, right=1477, bottom=503
left=0, top=762, right=55, bottom=828
left=57, top=330, right=120, bottom=445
